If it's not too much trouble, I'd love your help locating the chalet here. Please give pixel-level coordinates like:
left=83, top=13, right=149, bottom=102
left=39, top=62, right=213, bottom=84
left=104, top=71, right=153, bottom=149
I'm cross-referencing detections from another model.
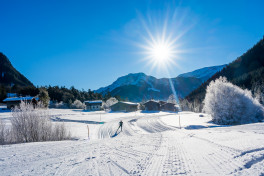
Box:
left=84, top=100, right=102, bottom=111
left=3, top=96, right=39, bottom=109
left=110, top=101, right=138, bottom=112
left=144, top=100, right=160, bottom=111
left=161, top=102, right=178, bottom=112
left=159, top=100, right=167, bottom=106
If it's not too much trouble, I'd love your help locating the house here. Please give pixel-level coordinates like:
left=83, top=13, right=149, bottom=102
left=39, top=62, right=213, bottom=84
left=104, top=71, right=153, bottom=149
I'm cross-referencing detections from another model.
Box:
left=110, top=101, right=138, bottom=112
left=161, top=102, right=178, bottom=112
left=3, top=96, right=39, bottom=109
left=159, top=100, right=167, bottom=106
left=143, top=100, right=160, bottom=111
left=84, top=100, right=102, bottom=111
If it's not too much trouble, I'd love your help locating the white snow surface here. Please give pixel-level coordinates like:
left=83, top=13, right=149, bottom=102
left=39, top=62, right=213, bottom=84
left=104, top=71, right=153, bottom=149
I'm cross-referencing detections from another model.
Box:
left=1, top=109, right=264, bottom=175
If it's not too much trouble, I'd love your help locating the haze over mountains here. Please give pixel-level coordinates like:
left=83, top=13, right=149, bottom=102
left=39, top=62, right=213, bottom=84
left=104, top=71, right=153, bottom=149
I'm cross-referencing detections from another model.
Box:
left=96, top=65, right=226, bottom=102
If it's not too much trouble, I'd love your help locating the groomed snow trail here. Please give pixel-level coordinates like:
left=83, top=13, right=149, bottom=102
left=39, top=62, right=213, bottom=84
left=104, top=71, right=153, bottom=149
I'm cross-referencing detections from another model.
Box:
left=1, top=111, right=264, bottom=176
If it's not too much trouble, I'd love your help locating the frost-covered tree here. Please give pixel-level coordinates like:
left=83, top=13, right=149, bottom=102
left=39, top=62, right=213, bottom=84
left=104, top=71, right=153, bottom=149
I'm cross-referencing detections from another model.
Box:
left=0, top=119, right=6, bottom=145
left=10, top=101, right=70, bottom=143
left=71, top=100, right=85, bottom=109
left=203, top=77, right=264, bottom=125
left=103, top=97, right=118, bottom=109
left=167, top=94, right=177, bottom=104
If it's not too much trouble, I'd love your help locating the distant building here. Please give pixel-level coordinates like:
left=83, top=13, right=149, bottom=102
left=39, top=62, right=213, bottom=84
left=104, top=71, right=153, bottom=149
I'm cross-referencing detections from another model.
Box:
left=84, top=100, right=102, bottom=111
left=161, top=102, right=178, bottom=112
left=110, top=101, right=138, bottom=112
left=3, top=97, right=39, bottom=109
left=159, top=100, right=167, bottom=106
left=7, top=93, right=18, bottom=98
left=144, top=100, right=160, bottom=111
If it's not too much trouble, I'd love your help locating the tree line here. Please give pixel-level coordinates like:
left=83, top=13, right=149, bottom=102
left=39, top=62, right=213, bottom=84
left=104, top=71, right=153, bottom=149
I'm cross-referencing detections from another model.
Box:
left=0, top=84, right=122, bottom=107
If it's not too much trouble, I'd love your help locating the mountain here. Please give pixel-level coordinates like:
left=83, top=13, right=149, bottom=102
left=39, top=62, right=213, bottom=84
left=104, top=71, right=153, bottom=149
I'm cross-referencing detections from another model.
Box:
left=96, top=65, right=225, bottom=102
left=185, top=37, right=264, bottom=111
left=178, top=65, right=226, bottom=82
left=0, top=52, right=33, bottom=86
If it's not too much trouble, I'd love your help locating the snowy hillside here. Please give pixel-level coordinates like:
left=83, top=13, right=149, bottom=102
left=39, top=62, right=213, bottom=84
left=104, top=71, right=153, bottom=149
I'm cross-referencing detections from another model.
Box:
left=178, top=64, right=226, bottom=82
left=1, top=109, right=264, bottom=175
left=96, top=65, right=226, bottom=102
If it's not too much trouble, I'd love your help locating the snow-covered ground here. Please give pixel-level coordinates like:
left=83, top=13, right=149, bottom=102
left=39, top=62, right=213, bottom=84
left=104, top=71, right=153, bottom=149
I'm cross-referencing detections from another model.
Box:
left=0, top=109, right=264, bottom=175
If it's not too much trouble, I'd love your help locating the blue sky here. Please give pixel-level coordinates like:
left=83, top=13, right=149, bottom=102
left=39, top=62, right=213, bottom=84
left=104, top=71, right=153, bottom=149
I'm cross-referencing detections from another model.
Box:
left=1, top=0, right=263, bottom=90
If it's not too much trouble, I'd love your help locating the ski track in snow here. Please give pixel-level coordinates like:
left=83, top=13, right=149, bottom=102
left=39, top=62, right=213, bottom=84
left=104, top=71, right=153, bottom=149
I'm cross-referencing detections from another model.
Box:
left=0, top=110, right=264, bottom=176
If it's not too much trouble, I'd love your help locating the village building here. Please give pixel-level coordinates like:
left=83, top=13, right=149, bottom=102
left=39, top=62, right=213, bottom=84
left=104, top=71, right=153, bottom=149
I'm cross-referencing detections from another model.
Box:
left=3, top=96, right=39, bottom=109
left=84, top=100, right=102, bottom=111
left=110, top=101, right=138, bottom=112
left=144, top=100, right=160, bottom=111
left=159, top=100, right=167, bottom=106
left=161, top=102, right=178, bottom=112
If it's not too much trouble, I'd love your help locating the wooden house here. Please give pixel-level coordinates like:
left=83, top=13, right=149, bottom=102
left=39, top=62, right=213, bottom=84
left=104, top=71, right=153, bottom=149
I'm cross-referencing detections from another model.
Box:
left=143, top=100, right=160, bottom=111
left=3, top=96, right=39, bottom=109
left=110, top=101, right=138, bottom=112
left=84, top=100, right=102, bottom=111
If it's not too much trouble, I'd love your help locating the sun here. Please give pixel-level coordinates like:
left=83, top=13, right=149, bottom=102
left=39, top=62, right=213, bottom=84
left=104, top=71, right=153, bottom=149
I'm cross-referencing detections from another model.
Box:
left=150, top=43, right=172, bottom=63
left=142, top=37, right=177, bottom=69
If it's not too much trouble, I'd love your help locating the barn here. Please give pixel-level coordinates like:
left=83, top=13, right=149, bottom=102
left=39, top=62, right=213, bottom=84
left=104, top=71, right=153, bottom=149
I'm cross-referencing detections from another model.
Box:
left=143, top=100, right=160, bottom=111
left=84, top=100, right=102, bottom=111
left=110, top=101, right=138, bottom=112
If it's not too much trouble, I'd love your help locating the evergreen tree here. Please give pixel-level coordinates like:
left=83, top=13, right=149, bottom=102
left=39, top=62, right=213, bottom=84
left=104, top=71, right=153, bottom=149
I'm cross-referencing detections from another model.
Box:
left=38, top=88, right=50, bottom=108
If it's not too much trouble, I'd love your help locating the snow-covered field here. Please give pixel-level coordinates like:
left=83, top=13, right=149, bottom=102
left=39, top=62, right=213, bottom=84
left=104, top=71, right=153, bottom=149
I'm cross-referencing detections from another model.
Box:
left=1, top=109, right=264, bottom=175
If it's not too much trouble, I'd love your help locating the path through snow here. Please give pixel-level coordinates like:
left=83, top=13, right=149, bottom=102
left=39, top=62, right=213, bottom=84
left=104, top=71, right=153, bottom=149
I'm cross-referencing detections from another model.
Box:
left=0, top=110, right=264, bottom=175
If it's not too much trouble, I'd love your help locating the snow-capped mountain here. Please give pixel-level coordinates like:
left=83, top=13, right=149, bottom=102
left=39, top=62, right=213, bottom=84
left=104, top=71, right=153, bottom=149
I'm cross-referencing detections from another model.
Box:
left=96, top=65, right=226, bottom=102
left=178, top=65, right=226, bottom=82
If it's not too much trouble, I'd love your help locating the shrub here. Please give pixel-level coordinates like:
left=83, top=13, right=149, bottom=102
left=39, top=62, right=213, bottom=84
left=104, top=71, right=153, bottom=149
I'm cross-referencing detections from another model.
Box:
left=0, top=119, right=6, bottom=145
left=203, top=77, right=264, bottom=125
left=0, top=101, right=71, bottom=145
left=103, top=97, right=118, bottom=109
left=71, top=100, right=85, bottom=109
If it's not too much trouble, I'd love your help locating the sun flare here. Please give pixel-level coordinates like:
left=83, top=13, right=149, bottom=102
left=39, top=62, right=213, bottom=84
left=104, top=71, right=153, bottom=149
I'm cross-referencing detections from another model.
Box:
left=150, top=43, right=172, bottom=63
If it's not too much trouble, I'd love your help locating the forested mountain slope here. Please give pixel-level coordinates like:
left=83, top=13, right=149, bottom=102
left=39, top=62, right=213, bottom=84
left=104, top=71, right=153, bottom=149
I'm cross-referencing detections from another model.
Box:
left=184, top=37, right=264, bottom=111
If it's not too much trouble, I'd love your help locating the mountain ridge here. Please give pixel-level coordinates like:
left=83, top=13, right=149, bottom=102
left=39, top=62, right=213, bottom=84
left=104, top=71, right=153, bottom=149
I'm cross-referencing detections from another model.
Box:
left=96, top=65, right=225, bottom=102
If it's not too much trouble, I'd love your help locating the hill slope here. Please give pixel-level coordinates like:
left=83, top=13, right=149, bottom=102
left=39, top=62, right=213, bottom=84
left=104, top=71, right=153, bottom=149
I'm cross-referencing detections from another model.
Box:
left=0, top=53, right=33, bottom=86
left=178, top=65, right=226, bottom=82
left=185, top=37, right=264, bottom=111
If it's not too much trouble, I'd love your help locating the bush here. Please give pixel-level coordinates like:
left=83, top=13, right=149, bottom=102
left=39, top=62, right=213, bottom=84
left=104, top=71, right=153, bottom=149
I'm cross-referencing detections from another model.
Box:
left=0, top=101, right=71, bottom=145
left=103, top=97, right=118, bottom=109
left=71, top=100, right=85, bottom=109
left=0, top=119, right=6, bottom=145
left=203, top=77, right=264, bottom=125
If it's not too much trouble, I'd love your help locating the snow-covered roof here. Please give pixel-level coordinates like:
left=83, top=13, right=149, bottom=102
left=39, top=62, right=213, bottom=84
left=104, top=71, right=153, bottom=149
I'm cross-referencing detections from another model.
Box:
left=84, top=100, right=102, bottom=104
left=3, top=97, right=39, bottom=102
left=120, top=101, right=138, bottom=105
left=144, top=100, right=159, bottom=104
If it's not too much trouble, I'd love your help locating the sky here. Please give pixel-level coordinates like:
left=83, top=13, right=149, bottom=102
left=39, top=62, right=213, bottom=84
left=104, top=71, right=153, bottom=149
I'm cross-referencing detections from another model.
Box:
left=0, top=0, right=264, bottom=90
